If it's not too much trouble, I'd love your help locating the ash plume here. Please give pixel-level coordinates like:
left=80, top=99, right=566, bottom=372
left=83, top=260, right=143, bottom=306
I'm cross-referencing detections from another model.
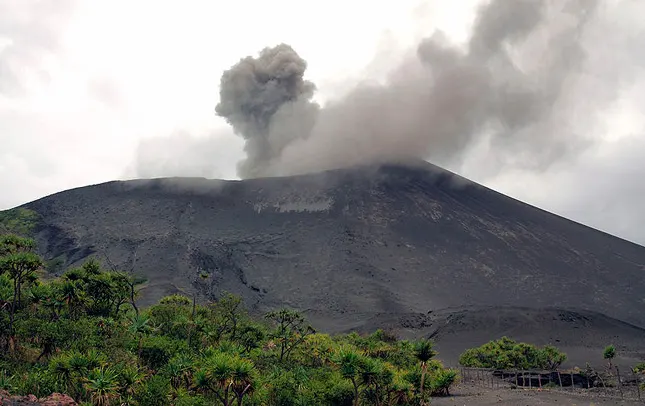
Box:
left=215, top=44, right=319, bottom=178
left=218, top=0, right=634, bottom=179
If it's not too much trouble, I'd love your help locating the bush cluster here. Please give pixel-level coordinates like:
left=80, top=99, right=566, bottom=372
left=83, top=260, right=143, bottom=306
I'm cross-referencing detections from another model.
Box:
left=458, top=337, right=567, bottom=370
left=0, top=234, right=457, bottom=405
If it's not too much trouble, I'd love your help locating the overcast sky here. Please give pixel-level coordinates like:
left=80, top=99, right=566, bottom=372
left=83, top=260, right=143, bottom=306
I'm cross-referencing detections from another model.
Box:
left=1, top=0, right=645, bottom=246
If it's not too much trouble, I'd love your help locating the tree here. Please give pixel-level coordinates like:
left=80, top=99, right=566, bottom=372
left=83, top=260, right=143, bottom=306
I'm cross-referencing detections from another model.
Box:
left=57, top=279, right=86, bottom=318
left=336, top=348, right=364, bottom=406
left=336, top=347, right=401, bottom=406
left=195, top=351, right=255, bottom=406
left=265, top=308, right=315, bottom=362
left=129, top=314, right=154, bottom=359
left=211, top=293, right=245, bottom=342
left=413, top=340, right=437, bottom=399
left=603, top=345, right=616, bottom=370
left=428, top=368, right=457, bottom=396
left=49, top=353, right=74, bottom=394
left=164, top=354, right=194, bottom=391
left=102, top=250, right=146, bottom=317
left=110, top=271, right=145, bottom=318
left=84, top=366, right=120, bottom=406
left=541, top=345, right=567, bottom=370
left=0, top=250, right=43, bottom=350
left=116, top=364, right=145, bottom=403
left=358, top=357, right=392, bottom=406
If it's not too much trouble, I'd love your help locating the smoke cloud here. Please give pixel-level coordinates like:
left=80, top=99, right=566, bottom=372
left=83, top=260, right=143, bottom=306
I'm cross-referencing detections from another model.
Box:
left=218, top=0, right=632, bottom=179
left=215, top=44, right=320, bottom=178
left=129, top=131, right=242, bottom=180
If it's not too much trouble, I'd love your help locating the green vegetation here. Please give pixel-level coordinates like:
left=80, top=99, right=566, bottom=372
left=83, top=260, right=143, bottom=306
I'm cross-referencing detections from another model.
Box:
left=633, top=362, right=645, bottom=373
left=458, top=337, right=567, bottom=370
left=0, top=234, right=457, bottom=405
left=603, top=345, right=616, bottom=369
left=0, top=208, right=40, bottom=236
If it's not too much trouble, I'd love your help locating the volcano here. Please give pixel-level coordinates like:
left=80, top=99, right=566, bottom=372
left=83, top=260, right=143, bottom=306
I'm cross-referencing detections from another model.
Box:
left=9, top=160, right=645, bottom=365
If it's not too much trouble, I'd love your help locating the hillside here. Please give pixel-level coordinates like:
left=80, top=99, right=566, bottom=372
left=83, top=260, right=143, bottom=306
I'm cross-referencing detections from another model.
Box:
left=7, top=160, right=645, bottom=364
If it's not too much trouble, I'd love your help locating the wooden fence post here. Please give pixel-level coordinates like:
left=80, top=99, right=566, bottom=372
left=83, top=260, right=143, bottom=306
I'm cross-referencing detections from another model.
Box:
left=515, top=371, right=519, bottom=387
left=615, top=366, right=623, bottom=399
left=636, top=372, right=641, bottom=401
left=570, top=372, right=574, bottom=390
left=557, top=371, right=563, bottom=389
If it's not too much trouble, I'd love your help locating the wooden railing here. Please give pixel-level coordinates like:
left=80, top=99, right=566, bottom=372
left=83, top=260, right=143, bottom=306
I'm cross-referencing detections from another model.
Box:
left=457, top=366, right=644, bottom=402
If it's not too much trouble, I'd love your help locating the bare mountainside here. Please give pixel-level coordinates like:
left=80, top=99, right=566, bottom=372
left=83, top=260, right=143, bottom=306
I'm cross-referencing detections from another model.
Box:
left=15, top=160, right=645, bottom=365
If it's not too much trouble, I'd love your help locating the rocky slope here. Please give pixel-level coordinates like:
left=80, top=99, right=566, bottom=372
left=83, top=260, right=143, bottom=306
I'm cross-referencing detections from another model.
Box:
left=11, top=160, right=645, bottom=364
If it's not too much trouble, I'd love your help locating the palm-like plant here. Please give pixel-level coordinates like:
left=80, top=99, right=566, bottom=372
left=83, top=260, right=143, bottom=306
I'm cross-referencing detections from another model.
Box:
left=336, top=347, right=363, bottom=406
left=164, top=354, right=194, bottom=390
left=67, top=350, right=91, bottom=399
left=230, top=356, right=255, bottom=405
left=603, top=344, right=616, bottom=370
left=85, top=349, right=108, bottom=370
left=413, top=340, right=437, bottom=397
left=359, top=357, right=391, bottom=405
left=26, top=282, right=50, bottom=312
left=58, top=279, right=86, bottom=317
left=42, top=294, right=65, bottom=320
left=117, top=365, right=145, bottom=400
left=195, top=351, right=255, bottom=406
left=384, top=371, right=413, bottom=406
left=49, top=353, right=73, bottom=388
left=129, top=314, right=153, bottom=358
left=84, top=366, right=120, bottom=406
left=49, top=354, right=74, bottom=382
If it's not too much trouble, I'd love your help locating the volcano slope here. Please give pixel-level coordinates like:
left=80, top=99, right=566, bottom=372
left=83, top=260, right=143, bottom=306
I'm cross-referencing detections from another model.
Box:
left=11, top=160, right=645, bottom=366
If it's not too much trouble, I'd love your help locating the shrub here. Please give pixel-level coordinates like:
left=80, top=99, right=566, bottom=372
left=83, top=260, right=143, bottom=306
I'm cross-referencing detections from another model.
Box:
left=139, top=335, right=187, bottom=371
left=459, top=337, right=566, bottom=370
left=429, top=368, right=457, bottom=396
left=0, top=238, right=465, bottom=405
left=133, top=375, right=170, bottom=406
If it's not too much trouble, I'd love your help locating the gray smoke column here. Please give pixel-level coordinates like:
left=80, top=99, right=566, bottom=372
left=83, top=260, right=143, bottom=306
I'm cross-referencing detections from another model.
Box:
left=215, top=44, right=319, bottom=178
left=217, top=0, right=636, bottom=179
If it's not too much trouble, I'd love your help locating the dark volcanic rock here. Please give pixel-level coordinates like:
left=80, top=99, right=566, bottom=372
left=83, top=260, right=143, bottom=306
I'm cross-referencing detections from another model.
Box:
left=15, top=160, right=645, bottom=363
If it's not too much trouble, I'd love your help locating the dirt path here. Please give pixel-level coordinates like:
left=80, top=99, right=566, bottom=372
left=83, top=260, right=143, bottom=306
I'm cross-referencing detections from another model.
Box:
left=432, top=384, right=644, bottom=406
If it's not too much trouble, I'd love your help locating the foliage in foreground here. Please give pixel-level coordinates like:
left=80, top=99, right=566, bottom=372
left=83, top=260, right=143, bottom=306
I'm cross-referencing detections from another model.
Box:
left=0, top=234, right=457, bottom=405
left=458, top=337, right=567, bottom=370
